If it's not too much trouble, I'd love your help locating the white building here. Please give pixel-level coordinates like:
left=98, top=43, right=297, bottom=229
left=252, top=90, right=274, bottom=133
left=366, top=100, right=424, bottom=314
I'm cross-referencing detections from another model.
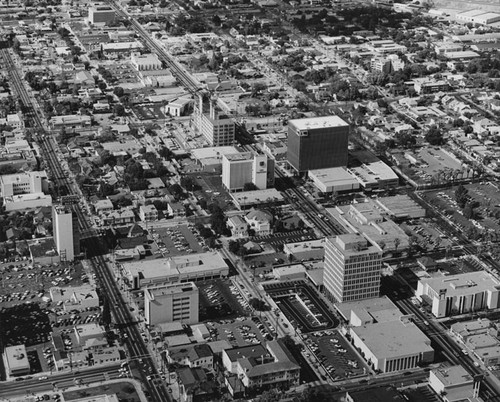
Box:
left=144, top=282, right=199, bottom=326
left=131, top=52, right=162, bottom=71
left=429, top=365, right=477, bottom=402
left=308, top=167, right=360, bottom=194
left=193, top=96, right=235, bottom=146
left=0, top=171, right=48, bottom=197
left=227, top=215, right=247, bottom=238
left=222, top=152, right=270, bottom=191
left=52, top=205, right=78, bottom=262
left=371, top=54, right=404, bottom=73
left=3, top=345, right=30, bottom=376
left=350, top=319, right=434, bottom=373
left=122, top=251, right=229, bottom=290
left=416, top=271, right=500, bottom=318
left=324, top=234, right=382, bottom=303
left=4, top=193, right=52, bottom=212
left=88, top=4, right=116, bottom=25
left=139, top=204, right=158, bottom=222
left=49, top=285, right=99, bottom=311
left=245, top=209, right=273, bottom=236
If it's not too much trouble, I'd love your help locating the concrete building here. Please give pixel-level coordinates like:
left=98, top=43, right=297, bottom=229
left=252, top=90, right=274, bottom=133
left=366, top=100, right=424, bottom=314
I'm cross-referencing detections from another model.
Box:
left=227, top=215, right=247, bottom=238
left=346, top=387, right=406, bottom=402
left=324, top=234, right=382, bottom=303
left=429, top=365, right=477, bottom=402
left=53, top=205, right=80, bottom=262
left=0, top=171, right=48, bottom=197
left=350, top=319, right=434, bottom=373
left=308, top=167, right=360, bottom=194
left=194, top=95, right=235, bottom=146
left=3, top=193, right=52, bottom=212
left=371, top=54, right=404, bottom=74
left=283, top=238, right=326, bottom=261
left=49, top=285, right=99, bottom=311
left=166, top=343, right=213, bottom=371
left=88, top=4, right=116, bottom=25
left=122, top=252, right=229, bottom=290
left=222, top=340, right=300, bottom=391
left=456, top=9, right=500, bottom=25
left=3, top=345, right=30, bottom=376
left=130, top=52, right=162, bottom=71
left=287, top=116, right=349, bottom=173
left=144, top=282, right=199, bottom=326
left=222, top=152, right=273, bottom=191
left=416, top=271, right=500, bottom=318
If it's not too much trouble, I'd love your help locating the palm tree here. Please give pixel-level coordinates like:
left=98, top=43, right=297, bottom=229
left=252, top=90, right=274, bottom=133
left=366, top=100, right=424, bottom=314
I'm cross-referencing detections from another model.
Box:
left=394, top=238, right=401, bottom=251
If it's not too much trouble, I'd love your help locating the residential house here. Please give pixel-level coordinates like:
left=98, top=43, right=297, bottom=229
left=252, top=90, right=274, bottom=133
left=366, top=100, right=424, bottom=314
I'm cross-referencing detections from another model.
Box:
left=227, top=215, right=247, bottom=238
left=166, top=344, right=214, bottom=371
left=245, top=209, right=273, bottom=236
left=177, top=366, right=217, bottom=402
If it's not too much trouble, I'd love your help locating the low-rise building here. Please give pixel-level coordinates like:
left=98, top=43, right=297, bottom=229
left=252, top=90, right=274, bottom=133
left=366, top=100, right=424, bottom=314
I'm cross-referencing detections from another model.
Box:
left=283, top=238, right=326, bottom=261
left=139, top=204, right=158, bottom=222
left=166, top=343, right=213, bottom=371
left=49, top=284, right=99, bottom=311
left=3, top=345, right=30, bottom=376
left=308, top=167, right=360, bottom=194
left=122, top=252, right=229, bottom=290
left=0, top=171, right=48, bottom=197
left=429, top=365, right=476, bottom=402
left=222, top=341, right=300, bottom=392
left=350, top=319, right=434, bottom=372
left=416, top=271, right=500, bottom=318
left=227, top=215, right=247, bottom=238
left=245, top=209, right=273, bottom=236
left=94, top=199, right=114, bottom=215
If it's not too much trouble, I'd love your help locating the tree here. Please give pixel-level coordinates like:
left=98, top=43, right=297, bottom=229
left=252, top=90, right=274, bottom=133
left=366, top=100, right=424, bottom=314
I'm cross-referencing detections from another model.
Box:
left=113, top=104, right=126, bottom=116
left=463, top=202, right=476, bottom=220
left=455, top=185, right=469, bottom=209
left=425, top=125, right=444, bottom=146
left=243, top=182, right=258, bottom=191
left=180, top=176, right=197, bottom=192
left=113, top=87, right=124, bottom=97
left=249, top=297, right=270, bottom=311
left=101, top=299, right=112, bottom=326
left=169, top=183, right=184, bottom=200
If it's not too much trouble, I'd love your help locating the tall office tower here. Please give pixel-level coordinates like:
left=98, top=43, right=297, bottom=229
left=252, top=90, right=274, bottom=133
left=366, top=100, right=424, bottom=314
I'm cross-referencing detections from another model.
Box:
left=144, top=282, right=199, bottom=326
left=88, top=4, right=116, bottom=25
left=193, top=94, right=235, bottom=146
left=324, top=234, right=382, bottom=303
left=287, top=116, right=349, bottom=173
left=221, top=152, right=273, bottom=191
left=52, top=205, right=79, bottom=262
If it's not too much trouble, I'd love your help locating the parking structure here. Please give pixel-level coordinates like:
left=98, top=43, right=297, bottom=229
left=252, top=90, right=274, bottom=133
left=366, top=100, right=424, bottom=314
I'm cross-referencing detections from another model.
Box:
left=264, top=281, right=339, bottom=333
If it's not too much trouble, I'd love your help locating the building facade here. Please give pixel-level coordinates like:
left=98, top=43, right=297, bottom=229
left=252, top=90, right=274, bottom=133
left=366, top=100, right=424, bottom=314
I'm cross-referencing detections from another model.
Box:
left=52, top=205, right=79, bottom=262
left=222, top=152, right=271, bottom=191
left=324, top=234, right=382, bottom=303
left=144, top=282, right=199, bottom=325
left=287, top=116, right=349, bottom=173
left=88, top=4, right=116, bottom=25
left=194, top=96, right=235, bottom=146
left=0, top=171, right=48, bottom=197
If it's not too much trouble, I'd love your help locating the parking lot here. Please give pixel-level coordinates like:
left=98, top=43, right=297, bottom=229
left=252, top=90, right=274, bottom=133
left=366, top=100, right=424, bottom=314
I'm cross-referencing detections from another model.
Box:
left=265, top=282, right=338, bottom=333
left=401, top=219, right=453, bottom=253
left=253, top=229, right=317, bottom=248
left=0, top=303, right=51, bottom=347
left=424, top=182, right=500, bottom=235
left=303, top=330, right=367, bottom=380
left=0, top=261, right=87, bottom=309
left=190, top=172, right=234, bottom=211
left=198, top=279, right=249, bottom=321
left=133, top=103, right=166, bottom=121
left=208, top=317, right=271, bottom=347
left=149, top=224, right=206, bottom=258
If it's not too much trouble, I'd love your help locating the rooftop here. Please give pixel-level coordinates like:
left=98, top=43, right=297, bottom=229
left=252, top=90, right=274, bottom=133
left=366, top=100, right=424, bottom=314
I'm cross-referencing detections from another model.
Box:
left=421, top=271, right=500, bottom=298
left=335, top=296, right=401, bottom=325
left=4, top=344, right=30, bottom=371
left=145, top=282, right=197, bottom=299
left=308, top=167, right=359, bottom=187
left=432, top=365, right=473, bottom=386
left=289, top=115, right=348, bottom=131
left=352, top=320, right=433, bottom=359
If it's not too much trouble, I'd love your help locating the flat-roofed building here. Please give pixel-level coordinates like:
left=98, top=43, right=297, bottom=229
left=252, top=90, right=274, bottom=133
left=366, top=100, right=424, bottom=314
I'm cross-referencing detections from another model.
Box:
left=375, top=195, right=426, bottom=220
left=49, top=284, right=99, bottom=311
left=0, top=171, right=48, bottom=197
left=287, top=116, right=349, bottom=173
left=335, top=296, right=401, bottom=327
left=70, top=394, right=119, bottom=402
left=222, top=152, right=272, bottom=191
left=3, top=345, right=30, bottom=376
left=308, top=167, right=360, bottom=194
left=283, top=238, right=326, bottom=261
left=429, top=365, right=475, bottom=402
left=122, top=252, right=229, bottom=289
left=350, top=319, right=434, bottom=372
left=324, top=234, right=382, bottom=303
left=346, top=387, right=406, bottom=402
left=416, top=271, right=500, bottom=318
left=231, top=188, right=284, bottom=209
left=88, top=4, right=115, bottom=25
left=131, top=52, right=162, bottom=71
left=348, top=162, right=399, bottom=190
left=144, top=282, right=199, bottom=325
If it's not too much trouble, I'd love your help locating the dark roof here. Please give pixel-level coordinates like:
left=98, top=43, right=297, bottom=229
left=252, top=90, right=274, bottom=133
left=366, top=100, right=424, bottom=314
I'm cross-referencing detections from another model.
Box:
left=224, top=344, right=267, bottom=362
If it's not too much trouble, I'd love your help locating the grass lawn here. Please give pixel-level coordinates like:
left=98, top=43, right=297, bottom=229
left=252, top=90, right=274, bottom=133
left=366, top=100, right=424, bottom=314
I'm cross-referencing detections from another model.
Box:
left=63, top=381, right=140, bottom=402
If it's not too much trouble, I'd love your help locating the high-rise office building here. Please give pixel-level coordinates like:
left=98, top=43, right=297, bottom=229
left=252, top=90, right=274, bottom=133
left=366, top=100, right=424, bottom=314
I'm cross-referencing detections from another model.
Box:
left=52, top=205, right=80, bottom=262
left=222, top=152, right=274, bottom=191
left=324, top=234, right=382, bottom=303
left=193, top=94, right=235, bottom=146
left=88, top=4, right=116, bottom=25
left=287, top=116, right=349, bottom=173
left=144, top=282, right=199, bottom=326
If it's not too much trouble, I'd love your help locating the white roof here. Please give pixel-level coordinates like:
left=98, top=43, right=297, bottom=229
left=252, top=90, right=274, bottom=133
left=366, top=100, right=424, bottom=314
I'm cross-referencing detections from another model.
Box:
left=289, top=115, right=348, bottom=131
left=421, top=271, right=500, bottom=298
left=5, top=345, right=30, bottom=371
left=352, top=320, right=433, bottom=359
left=309, top=167, right=359, bottom=186
left=191, top=146, right=239, bottom=160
